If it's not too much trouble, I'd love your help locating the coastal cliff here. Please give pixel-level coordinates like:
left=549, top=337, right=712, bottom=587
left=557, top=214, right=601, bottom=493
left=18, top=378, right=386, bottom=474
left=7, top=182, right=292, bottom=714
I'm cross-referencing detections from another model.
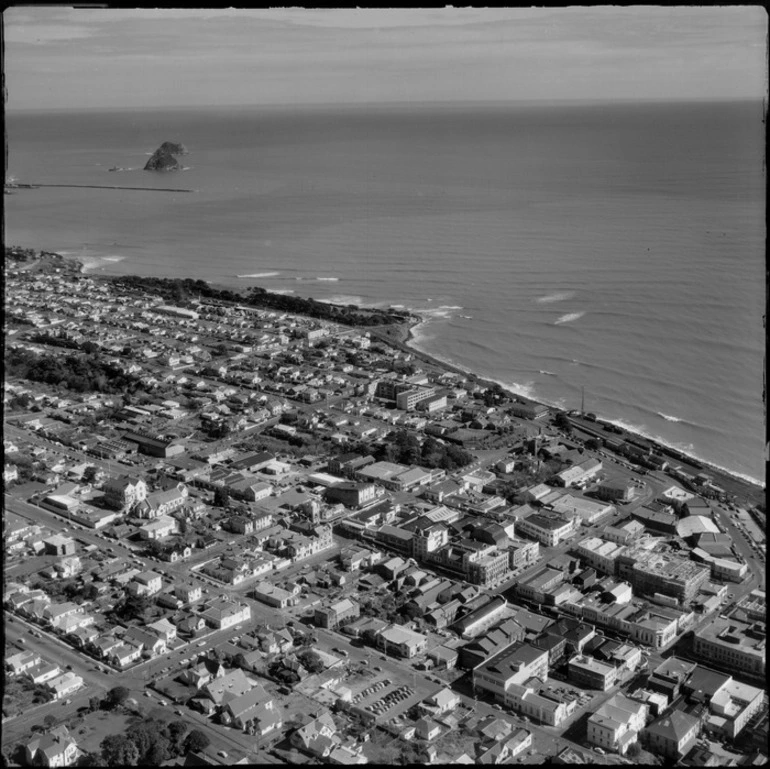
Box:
left=144, top=141, right=189, bottom=171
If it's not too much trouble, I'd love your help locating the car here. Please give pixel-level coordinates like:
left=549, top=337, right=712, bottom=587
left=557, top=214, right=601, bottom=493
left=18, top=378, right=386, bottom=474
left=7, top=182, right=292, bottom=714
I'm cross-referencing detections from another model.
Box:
left=144, top=692, right=152, bottom=697
left=594, top=747, right=605, bottom=755
left=174, top=709, right=183, bottom=716
left=218, top=751, right=228, bottom=759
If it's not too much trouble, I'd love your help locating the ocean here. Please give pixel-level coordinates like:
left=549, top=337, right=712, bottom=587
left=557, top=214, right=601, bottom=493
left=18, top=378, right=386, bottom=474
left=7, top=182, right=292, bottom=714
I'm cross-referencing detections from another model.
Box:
left=5, top=100, right=765, bottom=486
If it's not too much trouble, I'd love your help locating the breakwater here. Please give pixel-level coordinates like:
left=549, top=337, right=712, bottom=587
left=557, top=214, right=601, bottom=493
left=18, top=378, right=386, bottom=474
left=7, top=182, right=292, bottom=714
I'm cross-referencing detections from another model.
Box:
left=12, top=183, right=195, bottom=193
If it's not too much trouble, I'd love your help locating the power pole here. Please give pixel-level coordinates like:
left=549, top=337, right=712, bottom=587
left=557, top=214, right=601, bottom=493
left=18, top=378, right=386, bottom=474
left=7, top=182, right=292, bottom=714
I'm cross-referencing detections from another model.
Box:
left=581, top=386, right=585, bottom=415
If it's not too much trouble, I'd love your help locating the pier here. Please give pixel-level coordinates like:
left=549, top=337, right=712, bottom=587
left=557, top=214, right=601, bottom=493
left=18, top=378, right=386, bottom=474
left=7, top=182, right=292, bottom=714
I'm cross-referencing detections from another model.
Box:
left=11, top=183, right=195, bottom=193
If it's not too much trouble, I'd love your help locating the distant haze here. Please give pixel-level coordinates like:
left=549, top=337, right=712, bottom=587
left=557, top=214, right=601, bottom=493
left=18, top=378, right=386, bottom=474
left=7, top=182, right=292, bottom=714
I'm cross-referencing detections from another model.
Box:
left=4, top=7, right=767, bottom=110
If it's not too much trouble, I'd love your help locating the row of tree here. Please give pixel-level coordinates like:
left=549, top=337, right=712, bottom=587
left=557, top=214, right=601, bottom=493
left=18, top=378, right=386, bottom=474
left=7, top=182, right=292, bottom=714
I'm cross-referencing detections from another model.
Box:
left=346, top=431, right=474, bottom=471
left=5, top=346, right=141, bottom=395
left=106, top=273, right=412, bottom=327
left=100, top=713, right=210, bottom=765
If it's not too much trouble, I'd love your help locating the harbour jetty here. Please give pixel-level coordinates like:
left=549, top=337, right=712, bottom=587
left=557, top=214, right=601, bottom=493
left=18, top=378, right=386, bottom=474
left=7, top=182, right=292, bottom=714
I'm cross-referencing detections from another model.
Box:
left=11, top=183, right=195, bottom=193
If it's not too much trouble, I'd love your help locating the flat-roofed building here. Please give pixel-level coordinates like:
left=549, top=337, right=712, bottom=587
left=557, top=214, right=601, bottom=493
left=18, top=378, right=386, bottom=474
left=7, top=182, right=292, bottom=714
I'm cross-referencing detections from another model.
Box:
left=596, top=479, right=636, bottom=503
left=568, top=655, right=618, bottom=691
left=574, top=536, right=627, bottom=576
left=505, top=682, right=570, bottom=727
left=603, top=519, right=645, bottom=545
left=692, top=617, right=766, bottom=679
left=517, top=511, right=575, bottom=548
left=472, top=643, right=549, bottom=702
left=707, top=678, right=764, bottom=738
left=375, top=624, right=428, bottom=659
left=616, top=546, right=710, bottom=603
left=550, top=494, right=614, bottom=524
left=508, top=538, right=540, bottom=570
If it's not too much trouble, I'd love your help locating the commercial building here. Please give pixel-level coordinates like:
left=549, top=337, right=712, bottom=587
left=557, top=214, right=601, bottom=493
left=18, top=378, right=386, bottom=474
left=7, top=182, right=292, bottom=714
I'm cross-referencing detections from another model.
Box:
left=643, top=711, right=700, bottom=760
left=375, top=624, right=428, bottom=659
left=314, top=598, right=360, bottom=629
left=472, top=643, right=549, bottom=702
left=574, top=537, right=627, bottom=576
left=505, top=683, right=570, bottom=727
left=568, top=655, right=618, bottom=691
left=707, top=678, right=764, bottom=738
left=324, top=482, right=377, bottom=509
left=616, top=546, right=710, bottom=603
left=596, top=479, right=636, bottom=503
left=508, top=538, right=540, bottom=570
left=517, top=568, right=564, bottom=605
left=516, top=511, right=575, bottom=548
left=550, top=494, right=614, bottom=524
left=692, top=617, right=766, bottom=679
left=587, top=694, right=647, bottom=755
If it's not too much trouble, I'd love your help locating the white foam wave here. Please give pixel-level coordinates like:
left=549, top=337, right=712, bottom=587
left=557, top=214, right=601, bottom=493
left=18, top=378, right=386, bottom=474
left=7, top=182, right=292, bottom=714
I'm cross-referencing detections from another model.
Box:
left=555, top=312, right=586, bottom=325
left=389, top=305, right=405, bottom=310
left=316, top=277, right=339, bottom=282
left=78, top=258, right=103, bottom=271
left=602, top=416, right=764, bottom=488
left=537, top=290, right=575, bottom=304
left=237, top=272, right=280, bottom=279
left=317, top=295, right=365, bottom=306
left=658, top=412, right=682, bottom=423
left=101, top=255, right=125, bottom=263
left=270, top=289, right=295, bottom=295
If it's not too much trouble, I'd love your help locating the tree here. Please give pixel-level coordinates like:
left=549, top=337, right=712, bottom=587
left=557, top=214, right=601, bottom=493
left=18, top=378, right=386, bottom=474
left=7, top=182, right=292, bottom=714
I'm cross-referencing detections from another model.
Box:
left=297, top=650, right=324, bottom=674
left=184, top=729, right=211, bottom=755
left=101, top=734, right=140, bottom=766
left=167, top=721, right=189, bottom=756
left=105, top=686, right=130, bottom=710
left=213, top=486, right=230, bottom=509
left=43, top=714, right=57, bottom=729
left=88, top=696, right=102, bottom=712
left=584, top=438, right=601, bottom=451
left=82, top=465, right=99, bottom=484
left=626, top=742, right=642, bottom=758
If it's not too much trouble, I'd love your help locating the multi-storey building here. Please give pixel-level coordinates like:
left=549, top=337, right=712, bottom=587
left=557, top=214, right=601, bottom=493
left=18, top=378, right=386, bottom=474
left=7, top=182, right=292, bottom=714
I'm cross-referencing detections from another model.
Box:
left=568, top=655, right=618, bottom=691
left=103, top=475, right=147, bottom=511
left=574, top=537, right=627, bottom=575
left=616, top=546, right=710, bottom=603
left=314, top=598, right=360, bottom=629
left=516, top=511, right=575, bottom=547
left=587, top=694, right=648, bottom=755
left=508, top=538, right=540, bottom=570
left=472, top=643, right=549, bottom=702
left=692, top=617, right=766, bottom=679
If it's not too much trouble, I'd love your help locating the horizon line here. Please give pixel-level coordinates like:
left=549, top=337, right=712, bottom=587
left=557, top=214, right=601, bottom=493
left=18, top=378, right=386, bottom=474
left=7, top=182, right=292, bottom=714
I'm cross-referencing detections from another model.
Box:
left=6, top=95, right=765, bottom=114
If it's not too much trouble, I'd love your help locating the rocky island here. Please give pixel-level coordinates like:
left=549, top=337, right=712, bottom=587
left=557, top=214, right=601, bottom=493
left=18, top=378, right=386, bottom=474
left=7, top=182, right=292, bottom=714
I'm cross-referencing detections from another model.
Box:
left=144, top=141, right=189, bottom=171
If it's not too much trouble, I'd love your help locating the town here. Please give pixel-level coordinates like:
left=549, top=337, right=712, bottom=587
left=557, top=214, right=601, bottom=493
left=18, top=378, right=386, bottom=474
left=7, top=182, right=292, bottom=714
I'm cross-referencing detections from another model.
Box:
left=3, top=247, right=767, bottom=767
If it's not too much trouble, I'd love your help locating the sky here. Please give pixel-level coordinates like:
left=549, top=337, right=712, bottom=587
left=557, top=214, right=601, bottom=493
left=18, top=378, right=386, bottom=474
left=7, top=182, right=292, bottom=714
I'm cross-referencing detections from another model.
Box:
left=3, top=7, right=767, bottom=110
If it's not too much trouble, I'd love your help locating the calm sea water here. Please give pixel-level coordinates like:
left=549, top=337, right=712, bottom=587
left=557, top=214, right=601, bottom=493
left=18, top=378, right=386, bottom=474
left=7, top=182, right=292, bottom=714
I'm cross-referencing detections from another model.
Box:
left=5, top=101, right=765, bottom=485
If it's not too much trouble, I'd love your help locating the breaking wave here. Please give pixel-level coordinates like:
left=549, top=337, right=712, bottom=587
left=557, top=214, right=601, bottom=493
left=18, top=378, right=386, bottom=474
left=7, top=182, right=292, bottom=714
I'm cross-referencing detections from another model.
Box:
left=237, top=272, right=280, bottom=278
left=536, top=290, right=576, bottom=304
left=554, top=311, right=586, bottom=325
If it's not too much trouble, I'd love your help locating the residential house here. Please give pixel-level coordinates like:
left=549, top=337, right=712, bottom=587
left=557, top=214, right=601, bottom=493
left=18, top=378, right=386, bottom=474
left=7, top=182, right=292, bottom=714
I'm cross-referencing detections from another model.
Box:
left=25, top=726, right=78, bottom=767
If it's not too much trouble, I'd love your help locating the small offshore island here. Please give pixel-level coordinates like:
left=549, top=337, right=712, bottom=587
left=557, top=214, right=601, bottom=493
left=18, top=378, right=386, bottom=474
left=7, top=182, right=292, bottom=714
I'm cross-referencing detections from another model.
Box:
left=144, top=141, right=189, bottom=172
left=3, top=245, right=766, bottom=767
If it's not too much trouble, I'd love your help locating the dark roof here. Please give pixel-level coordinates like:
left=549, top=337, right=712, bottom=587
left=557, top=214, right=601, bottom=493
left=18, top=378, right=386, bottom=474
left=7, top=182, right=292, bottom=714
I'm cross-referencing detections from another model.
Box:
left=682, top=666, right=731, bottom=702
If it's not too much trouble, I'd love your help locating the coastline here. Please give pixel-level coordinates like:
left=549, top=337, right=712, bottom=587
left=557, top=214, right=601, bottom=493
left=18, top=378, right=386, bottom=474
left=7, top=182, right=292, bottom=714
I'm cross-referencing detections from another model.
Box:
left=21, top=249, right=765, bottom=501
left=385, top=312, right=764, bottom=502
